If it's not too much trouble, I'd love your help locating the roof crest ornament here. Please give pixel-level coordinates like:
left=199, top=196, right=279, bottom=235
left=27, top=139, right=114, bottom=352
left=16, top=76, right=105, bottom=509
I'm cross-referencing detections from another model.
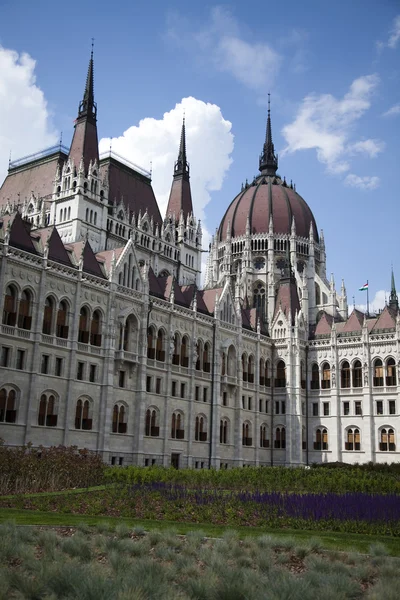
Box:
left=259, top=93, right=278, bottom=176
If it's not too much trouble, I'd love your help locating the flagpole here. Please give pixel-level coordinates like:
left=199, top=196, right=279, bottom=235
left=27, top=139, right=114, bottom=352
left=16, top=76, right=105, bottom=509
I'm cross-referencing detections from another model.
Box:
left=367, top=280, right=369, bottom=317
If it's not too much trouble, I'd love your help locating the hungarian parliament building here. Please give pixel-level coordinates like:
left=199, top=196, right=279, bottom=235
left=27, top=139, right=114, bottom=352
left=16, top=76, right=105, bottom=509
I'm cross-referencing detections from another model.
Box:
left=0, top=53, right=398, bottom=468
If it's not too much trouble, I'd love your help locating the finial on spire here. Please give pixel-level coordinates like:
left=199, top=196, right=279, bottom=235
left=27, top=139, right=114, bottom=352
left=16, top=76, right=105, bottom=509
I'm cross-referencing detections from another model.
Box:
left=77, top=44, right=97, bottom=122
left=259, top=93, right=278, bottom=176
left=173, top=115, right=189, bottom=179
left=389, top=267, right=399, bottom=311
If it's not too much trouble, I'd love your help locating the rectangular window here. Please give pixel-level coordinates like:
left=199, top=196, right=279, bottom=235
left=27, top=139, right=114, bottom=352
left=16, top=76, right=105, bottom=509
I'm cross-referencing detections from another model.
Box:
left=41, top=355, right=50, bottom=374
left=195, top=386, right=200, bottom=401
left=242, top=395, right=245, bottom=409
left=89, top=364, right=97, bottom=383
left=355, top=401, right=362, bottom=416
left=376, top=400, right=383, bottom=415
left=119, top=457, right=124, bottom=466
left=389, top=400, right=396, bottom=415
left=312, top=403, right=319, bottom=417
left=16, top=350, right=25, bottom=370
left=302, top=402, right=305, bottom=416
left=323, top=402, right=330, bottom=416
left=119, top=370, right=125, bottom=388
left=156, top=378, right=161, bottom=394
left=275, top=401, right=280, bottom=415
left=203, top=388, right=208, bottom=403
left=180, top=383, right=185, bottom=398
left=144, top=458, right=149, bottom=467
left=146, top=376, right=152, bottom=392
left=265, top=400, right=269, bottom=414
left=1, top=347, right=10, bottom=367
left=343, top=401, right=350, bottom=416
left=248, top=397, right=252, bottom=411
left=55, top=357, right=63, bottom=377
left=77, top=361, right=85, bottom=381
left=281, top=401, right=286, bottom=414
left=111, top=456, right=116, bottom=466
left=222, top=391, right=227, bottom=406
left=171, top=381, right=177, bottom=397
left=152, top=459, right=156, bottom=465
left=259, top=398, right=262, bottom=412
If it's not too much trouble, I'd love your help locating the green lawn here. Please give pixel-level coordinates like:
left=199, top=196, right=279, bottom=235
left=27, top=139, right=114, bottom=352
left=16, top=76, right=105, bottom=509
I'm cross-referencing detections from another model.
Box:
left=2, top=507, right=400, bottom=556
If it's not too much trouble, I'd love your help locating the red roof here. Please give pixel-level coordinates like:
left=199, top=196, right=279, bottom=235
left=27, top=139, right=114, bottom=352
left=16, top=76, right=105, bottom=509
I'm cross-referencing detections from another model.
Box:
left=219, top=176, right=318, bottom=242
left=166, top=177, right=193, bottom=222
left=274, top=277, right=300, bottom=325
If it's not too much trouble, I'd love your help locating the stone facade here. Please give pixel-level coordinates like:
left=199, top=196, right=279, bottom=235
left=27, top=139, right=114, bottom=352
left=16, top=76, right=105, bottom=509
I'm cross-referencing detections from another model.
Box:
left=0, top=54, right=398, bottom=467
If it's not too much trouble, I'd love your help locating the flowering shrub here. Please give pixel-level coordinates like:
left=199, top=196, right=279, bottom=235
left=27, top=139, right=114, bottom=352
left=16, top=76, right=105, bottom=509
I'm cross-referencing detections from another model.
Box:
left=105, top=464, right=400, bottom=494
left=0, top=441, right=105, bottom=494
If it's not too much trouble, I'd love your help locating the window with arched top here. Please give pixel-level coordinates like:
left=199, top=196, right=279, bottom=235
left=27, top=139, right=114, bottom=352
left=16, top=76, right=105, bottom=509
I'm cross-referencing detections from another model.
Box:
left=321, top=363, right=331, bottom=389
left=3, top=290, right=18, bottom=324
left=311, top=363, right=320, bottom=389
left=352, top=360, right=362, bottom=388
left=314, top=428, right=328, bottom=450
left=195, top=415, right=207, bottom=441
left=345, top=428, right=360, bottom=451
left=78, top=307, right=90, bottom=343
left=248, top=356, right=254, bottom=383
left=18, top=290, right=32, bottom=330
left=75, top=398, right=92, bottom=430
left=171, top=412, right=184, bottom=439
left=373, top=359, right=384, bottom=387
left=274, top=427, right=286, bottom=449
left=145, top=408, right=159, bottom=437
left=112, top=403, right=127, bottom=434
left=302, top=427, right=307, bottom=450
left=253, top=281, right=266, bottom=322
left=172, top=333, right=180, bottom=365
left=56, top=301, right=69, bottom=339
left=147, top=327, right=155, bottom=359
left=90, top=310, right=102, bottom=346
left=38, top=393, right=57, bottom=427
left=275, top=361, right=286, bottom=388
left=220, top=419, right=229, bottom=444
left=341, top=361, right=350, bottom=388
left=156, top=330, right=165, bottom=362
left=380, top=428, right=396, bottom=452
left=260, top=424, right=269, bottom=448
left=265, top=360, right=270, bottom=387
left=42, top=297, right=54, bottom=335
left=242, top=422, right=253, bottom=446
left=203, top=342, right=211, bottom=373
left=386, top=358, right=397, bottom=386
left=123, top=314, right=138, bottom=353
left=0, top=388, right=17, bottom=423
left=195, top=340, right=202, bottom=371
left=259, top=358, right=265, bottom=386
left=181, top=336, right=189, bottom=367
left=242, top=354, right=248, bottom=382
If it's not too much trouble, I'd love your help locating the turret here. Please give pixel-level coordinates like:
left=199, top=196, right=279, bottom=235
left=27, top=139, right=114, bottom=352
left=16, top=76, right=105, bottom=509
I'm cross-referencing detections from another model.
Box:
left=165, top=117, right=193, bottom=223
left=259, top=94, right=278, bottom=176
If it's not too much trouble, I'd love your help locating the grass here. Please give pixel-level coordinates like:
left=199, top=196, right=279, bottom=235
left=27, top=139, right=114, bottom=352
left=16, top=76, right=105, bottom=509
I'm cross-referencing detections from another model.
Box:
left=2, top=507, right=400, bottom=556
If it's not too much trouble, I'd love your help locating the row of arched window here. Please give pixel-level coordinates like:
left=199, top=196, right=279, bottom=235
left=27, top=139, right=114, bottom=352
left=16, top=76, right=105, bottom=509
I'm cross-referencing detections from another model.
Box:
left=85, top=208, right=98, bottom=226
left=1, top=386, right=397, bottom=453
left=59, top=207, right=71, bottom=222
left=311, top=359, right=397, bottom=389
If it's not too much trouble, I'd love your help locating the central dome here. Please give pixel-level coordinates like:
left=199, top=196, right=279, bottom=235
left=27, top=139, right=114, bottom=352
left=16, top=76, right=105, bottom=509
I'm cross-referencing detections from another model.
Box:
left=219, top=99, right=318, bottom=243
left=218, top=175, right=319, bottom=242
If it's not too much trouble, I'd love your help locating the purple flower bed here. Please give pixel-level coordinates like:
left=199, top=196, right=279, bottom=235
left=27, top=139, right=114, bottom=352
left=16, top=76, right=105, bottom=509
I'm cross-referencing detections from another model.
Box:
left=130, top=482, right=400, bottom=524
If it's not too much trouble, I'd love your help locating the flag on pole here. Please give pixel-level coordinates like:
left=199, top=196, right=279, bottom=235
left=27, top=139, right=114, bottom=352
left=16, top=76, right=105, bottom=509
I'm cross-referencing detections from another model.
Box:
left=359, top=283, right=369, bottom=291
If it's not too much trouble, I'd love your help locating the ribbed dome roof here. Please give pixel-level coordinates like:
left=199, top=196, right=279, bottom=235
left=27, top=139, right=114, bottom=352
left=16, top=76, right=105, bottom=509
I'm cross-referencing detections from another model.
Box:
left=218, top=175, right=319, bottom=242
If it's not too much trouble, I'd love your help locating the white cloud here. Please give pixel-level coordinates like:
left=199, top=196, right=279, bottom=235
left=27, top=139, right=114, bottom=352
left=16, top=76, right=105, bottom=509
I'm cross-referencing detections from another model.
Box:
left=344, top=173, right=380, bottom=190
left=281, top=74, right=381, bottom=180
left=0, top=46, right=57, bottom=184
left=382, top=103, right=400, bottom=117
left=388, top=15, right=400, bottom=49
left=356, top=290, right=389, bottom=314
left=348, top=139, right=385, bottom=157
left=167, top=6, right=282, bottom=94
left=99, top=96, right=234, bottom=250
left=376, top=15, right=400, bottom=52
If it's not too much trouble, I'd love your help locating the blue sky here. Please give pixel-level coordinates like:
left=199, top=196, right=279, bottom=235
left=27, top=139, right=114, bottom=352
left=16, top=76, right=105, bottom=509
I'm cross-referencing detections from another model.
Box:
left=0, top=0, right=399, bottom=309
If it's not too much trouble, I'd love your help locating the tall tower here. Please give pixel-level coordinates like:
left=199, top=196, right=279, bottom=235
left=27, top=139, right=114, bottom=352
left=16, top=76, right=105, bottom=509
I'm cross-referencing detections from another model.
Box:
left=166, top=118, right=201, bottom=285
left=389, top=268, right=399, bottom=312
left=52, top=47, right=106, bottom=251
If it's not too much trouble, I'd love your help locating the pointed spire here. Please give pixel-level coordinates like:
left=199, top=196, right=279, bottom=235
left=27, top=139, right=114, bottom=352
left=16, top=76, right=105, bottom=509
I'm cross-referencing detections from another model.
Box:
left=174, top=116, right=189, bottom=179
left=389, top=267, right=399, bottom=311
left=259, top=93, right=278, bottom=176
left=68, top=46, right=99, bottom=174
left=78, top=42, right=97, bottom=122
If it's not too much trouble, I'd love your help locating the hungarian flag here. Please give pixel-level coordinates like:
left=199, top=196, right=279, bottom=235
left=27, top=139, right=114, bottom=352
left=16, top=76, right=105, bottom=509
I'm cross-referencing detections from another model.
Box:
left=359, top=282, right=368, bottom=291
